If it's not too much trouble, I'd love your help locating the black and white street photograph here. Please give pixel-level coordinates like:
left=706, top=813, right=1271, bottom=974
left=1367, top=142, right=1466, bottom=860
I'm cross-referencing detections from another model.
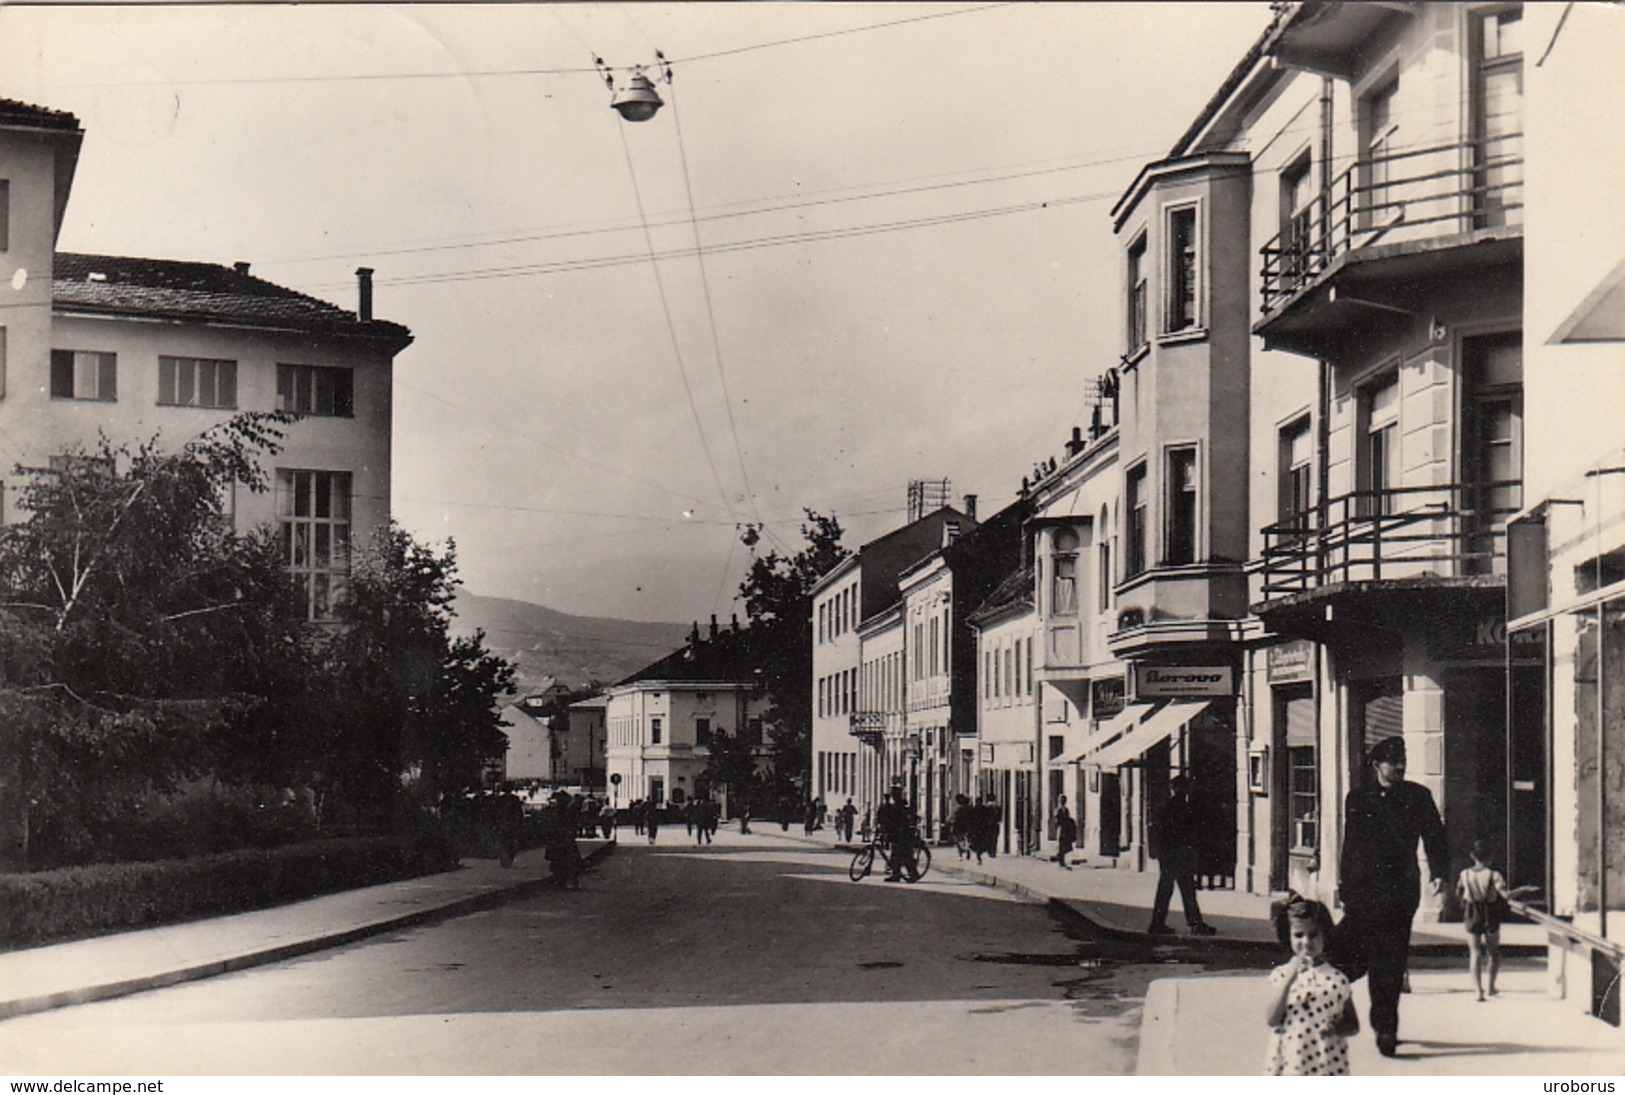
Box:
left=0, top=0, right=1623, bottom=1082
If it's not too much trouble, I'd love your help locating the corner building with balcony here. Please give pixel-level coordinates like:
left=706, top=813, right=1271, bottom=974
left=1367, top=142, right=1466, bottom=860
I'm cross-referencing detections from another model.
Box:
left=1157, top=2, right=1531, bottom=908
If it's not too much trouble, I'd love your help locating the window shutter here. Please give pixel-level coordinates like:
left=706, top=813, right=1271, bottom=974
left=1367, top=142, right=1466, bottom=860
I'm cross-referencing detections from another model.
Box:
left=98, top=353, right=117, bottom=401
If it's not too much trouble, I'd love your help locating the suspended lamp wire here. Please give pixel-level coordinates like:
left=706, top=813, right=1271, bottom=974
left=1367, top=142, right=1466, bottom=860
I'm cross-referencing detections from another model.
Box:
left=613, top=88, right=740, bottom=531
left=667, top=71, right=782, bottom=552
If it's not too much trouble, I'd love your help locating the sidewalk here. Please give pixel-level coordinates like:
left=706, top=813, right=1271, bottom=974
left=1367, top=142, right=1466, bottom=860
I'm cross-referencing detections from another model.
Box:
left=0, top=839, right=611, bottom=1022
left=774, top=826, right=1621, bottom=1074
left=783, top=824, right=1544, bottom=956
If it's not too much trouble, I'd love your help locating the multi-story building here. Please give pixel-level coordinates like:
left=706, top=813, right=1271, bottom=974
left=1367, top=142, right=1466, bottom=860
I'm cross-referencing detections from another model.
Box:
left=897, top=498, right=1030, bottom=840
left=0, top=99, right=411, bottom=620
left=1228, top=1, right=1528, bottom=914
left=811, top=504, right=973, bottom=814
left=966, top=564, right=1036, bottom=856
left=605, top=617, right=770, bottom=814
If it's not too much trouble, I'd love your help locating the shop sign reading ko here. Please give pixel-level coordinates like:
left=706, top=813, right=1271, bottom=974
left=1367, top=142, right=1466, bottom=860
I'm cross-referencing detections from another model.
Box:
left=1134, top=665, right=1233, bottom=698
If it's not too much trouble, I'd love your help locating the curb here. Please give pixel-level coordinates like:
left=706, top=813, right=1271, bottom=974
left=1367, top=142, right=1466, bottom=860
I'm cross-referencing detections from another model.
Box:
left=0, top=841, right=617, bottom=1023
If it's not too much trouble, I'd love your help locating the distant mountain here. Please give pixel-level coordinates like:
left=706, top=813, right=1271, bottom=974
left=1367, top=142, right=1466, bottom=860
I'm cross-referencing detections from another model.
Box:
left=450, top=592, right=691, bottom=695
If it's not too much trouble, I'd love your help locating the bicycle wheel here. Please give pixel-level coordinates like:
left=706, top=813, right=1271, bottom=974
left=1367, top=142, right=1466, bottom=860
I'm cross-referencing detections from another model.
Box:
left=905, top=842, right=931, bottom=882
left=848, top=846, right=875, bottom=882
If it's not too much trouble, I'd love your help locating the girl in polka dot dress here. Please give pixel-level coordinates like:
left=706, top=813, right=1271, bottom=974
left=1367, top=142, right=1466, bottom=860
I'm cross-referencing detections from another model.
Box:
left=1264, top=896, right=1359, bottom=1075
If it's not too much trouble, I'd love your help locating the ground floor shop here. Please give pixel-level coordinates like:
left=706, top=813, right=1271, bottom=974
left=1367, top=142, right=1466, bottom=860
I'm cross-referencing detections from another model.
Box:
left=1241, top=594, right=1541, bottom=914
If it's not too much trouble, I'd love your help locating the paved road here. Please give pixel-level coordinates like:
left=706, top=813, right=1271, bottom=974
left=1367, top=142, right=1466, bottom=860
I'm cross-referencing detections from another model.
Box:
left=0, top=832, right=1211, bottom=1074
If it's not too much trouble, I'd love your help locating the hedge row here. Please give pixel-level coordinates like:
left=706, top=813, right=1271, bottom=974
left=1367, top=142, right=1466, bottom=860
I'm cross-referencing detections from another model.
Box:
left=0, top=834, right=460, bottom=950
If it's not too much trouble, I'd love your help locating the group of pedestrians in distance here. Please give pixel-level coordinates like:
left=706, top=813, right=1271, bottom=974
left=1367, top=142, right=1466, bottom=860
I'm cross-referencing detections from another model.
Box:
left=948, top=793, right=1002, bottom=865
left=683, top=798, right=722, bottom=844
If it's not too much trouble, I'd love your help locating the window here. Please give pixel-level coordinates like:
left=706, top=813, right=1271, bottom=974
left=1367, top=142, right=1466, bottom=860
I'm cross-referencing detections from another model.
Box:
left=0, top=179, right=8, bottom=252
left=695, top=717, right=711, bottom=746
left=1098, top=540, right=1112, bottom=610
left=1362, top=374, right=1400, bottom=516
left=1289, top=746, right=1318, bottom=852
left=1359, top=77, right=1399, bottom=227
left=277, top=469, right=352, bottom=620
left=1279, top=418, right=1313, bottom=527
left=1125, top=463, right=1148, bottom=578
left=50, top=350, right=117, bottom=402
left=1280, top=154, right=1315, bottom=280
left=277, top=364, right=354, bottom=417
left=651, top=716, right=663, bottom=745
left=1165, top=447, right=1198, bottom=565
left=1014, top=641, right=1022, bottom=699
left=1025, top=636, right=1034, bottom=694
left=1052, top=527, right=1078, bottom=615
left=1473, top=8, right=1523, bottom=227
left=930, top=617, right=940, bottom=677
left=0, top=325, right=6, bottom=399
left=1164, top=205, right=1199, bottom=332
left=159, top=356, right=238, bottom=409
left=1004, top=647, right=1013, bottom=700
left=1126, top=233, right=1148, bottom=353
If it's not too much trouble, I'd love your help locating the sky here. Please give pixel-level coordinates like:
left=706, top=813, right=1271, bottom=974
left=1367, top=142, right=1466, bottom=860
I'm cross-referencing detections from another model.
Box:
left=0, top=1, right=1277, bottom=624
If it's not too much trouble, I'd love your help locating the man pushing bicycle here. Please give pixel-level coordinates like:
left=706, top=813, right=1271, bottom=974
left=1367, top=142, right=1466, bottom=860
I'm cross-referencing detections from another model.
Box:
left=876, top=786, right=919, bottom=882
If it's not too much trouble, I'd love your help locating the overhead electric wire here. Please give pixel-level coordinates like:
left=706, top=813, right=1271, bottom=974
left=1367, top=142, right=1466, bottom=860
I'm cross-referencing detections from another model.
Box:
left=268, top=150, right=1155, bottom=270
left=328, top=190, right=1110, bottom=291
left=54, top=3, right=1015, bottom=88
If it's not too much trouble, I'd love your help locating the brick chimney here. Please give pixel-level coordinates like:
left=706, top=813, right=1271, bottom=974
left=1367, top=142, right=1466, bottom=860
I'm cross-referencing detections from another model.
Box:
left=709, top=614, right=719, bottom=641
left=233, top=261, right=251, bottom=276
left=356, top=266, right=374, bottom=322
left=1065, top=426, right=1085, bottom=458
left=963, top=494, right=977, bottom=521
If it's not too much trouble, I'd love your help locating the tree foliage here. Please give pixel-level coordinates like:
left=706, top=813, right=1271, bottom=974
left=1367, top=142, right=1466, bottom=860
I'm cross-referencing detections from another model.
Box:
left=0, top=415, right=516, bottom=870
left=736, top=510, right=849, bottom=790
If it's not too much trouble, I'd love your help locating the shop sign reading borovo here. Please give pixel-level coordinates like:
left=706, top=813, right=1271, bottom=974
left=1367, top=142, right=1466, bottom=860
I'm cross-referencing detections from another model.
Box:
left=1133, top=665, right=1234, bottom=698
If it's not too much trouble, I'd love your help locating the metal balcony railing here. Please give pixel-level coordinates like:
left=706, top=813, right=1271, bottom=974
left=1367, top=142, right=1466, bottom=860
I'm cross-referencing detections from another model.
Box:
left=1260, top=134, right=1523, bottom=313
left=849, top=711, right=887, bottom=737
left=1259, top=480, right=1523, bottom=598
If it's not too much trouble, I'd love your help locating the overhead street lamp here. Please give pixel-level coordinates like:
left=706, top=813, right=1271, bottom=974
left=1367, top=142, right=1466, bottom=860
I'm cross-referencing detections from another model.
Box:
left=595, top=54, right=671, bottom=123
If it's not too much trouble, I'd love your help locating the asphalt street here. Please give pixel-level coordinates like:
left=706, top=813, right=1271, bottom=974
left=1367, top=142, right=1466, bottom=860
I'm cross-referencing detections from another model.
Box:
left=0, top=830, right=1225, bottom=1074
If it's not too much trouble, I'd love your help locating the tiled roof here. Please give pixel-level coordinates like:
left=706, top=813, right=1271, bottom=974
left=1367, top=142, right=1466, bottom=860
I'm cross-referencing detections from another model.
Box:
left=616, top=626, right=760, bottom=687
left=0, top=98, right=80, bottom=131
left=53, top=253, right=412, bottom=352
left=969, top=564, right=1035, bottom=625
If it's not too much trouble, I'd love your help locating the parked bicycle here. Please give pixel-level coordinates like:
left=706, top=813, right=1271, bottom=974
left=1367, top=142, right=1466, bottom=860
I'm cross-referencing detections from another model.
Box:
left=848, top=832, right=931, bottom=883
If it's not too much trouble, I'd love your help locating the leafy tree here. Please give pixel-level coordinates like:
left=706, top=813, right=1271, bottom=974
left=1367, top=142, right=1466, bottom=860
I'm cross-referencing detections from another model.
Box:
left=701, top=727, right=761, bottom=810
left=317, top=526, right=516, bottom=822
left=0, top=414, right=299, bottom=868
left=736, top=510, right=849, bottom=792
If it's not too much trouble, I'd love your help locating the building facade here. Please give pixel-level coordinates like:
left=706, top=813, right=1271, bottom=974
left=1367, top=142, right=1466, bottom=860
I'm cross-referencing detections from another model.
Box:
left=0, top=99, right=411, bottom=621
left=605, top=619, right=771, bottom=815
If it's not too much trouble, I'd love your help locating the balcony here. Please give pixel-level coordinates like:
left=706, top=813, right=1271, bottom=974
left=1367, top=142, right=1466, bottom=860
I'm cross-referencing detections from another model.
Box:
left=849, top=711, right=886, bottom=742
left=1256, top=136, right=1522, bottom=358
left=1254, top=480, right=1521, bottom=604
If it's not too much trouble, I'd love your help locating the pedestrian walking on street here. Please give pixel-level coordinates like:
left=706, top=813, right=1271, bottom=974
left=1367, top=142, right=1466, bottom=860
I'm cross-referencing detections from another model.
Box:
left=1331, top=736, right=1446, bottom=1057
left=1265, top=896, right=1358, bottom=1076
left=1055, top=804, right=1077, bottom=870
left=1457, top=838, right=1529, bottom=1002
left=950, top=794, right=974, bottom=860
left=601, top=802, right=617, bottom=839
left=973, top=796, right=999, bottom=862
left=543, top=791, right=582, bottom=890
left=645, top=800, right=661, bottom=845
left=684, top=799, right=696, bottom=837
left=837, top=797, right=857, bottom=843
left=803, top=797, right=818, bottom=835
left=631, top=799, right=645, bottom=836
left=738, top=800, right=752, bottom=834
left=1147, top=776, right=1218, bottom=936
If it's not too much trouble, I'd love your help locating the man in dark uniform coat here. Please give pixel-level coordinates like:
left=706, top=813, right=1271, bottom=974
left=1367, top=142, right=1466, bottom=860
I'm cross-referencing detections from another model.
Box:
left=1334, top=736, right=1447, bottom=1057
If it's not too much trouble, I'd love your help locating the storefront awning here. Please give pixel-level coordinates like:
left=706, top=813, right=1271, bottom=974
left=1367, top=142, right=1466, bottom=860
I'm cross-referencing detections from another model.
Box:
left=1083, top=700, right=1213, bottom=769
left=1062, top=703, right=1155, bottom=764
